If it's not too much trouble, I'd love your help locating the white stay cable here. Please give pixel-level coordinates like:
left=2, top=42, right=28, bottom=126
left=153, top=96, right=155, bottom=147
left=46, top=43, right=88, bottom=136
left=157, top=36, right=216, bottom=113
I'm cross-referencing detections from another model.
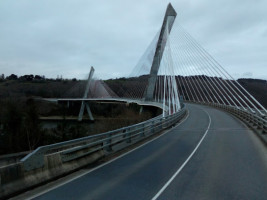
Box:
left=181, top=29, right=250, bottom=110
left=180, top=25, right=265, bottom=114
left=170, top=41, right=203, bottom=103
left=171, top=34, right=226, bottom=105
left=170, top=32, right=217, bottom=104
left=167, top=32, right=181, bottom=111
left=173, top=28, right=238, bottom=107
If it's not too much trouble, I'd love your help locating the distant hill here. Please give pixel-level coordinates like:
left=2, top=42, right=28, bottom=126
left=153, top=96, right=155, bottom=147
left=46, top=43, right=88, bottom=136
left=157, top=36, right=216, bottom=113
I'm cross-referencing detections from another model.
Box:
left=105, top=76, right=267, bottom=109
left=0, top=76, right=266, bottom=109
left=237, top=78, right=267, bottom=108
left=0, top=79, right=85, bottom=99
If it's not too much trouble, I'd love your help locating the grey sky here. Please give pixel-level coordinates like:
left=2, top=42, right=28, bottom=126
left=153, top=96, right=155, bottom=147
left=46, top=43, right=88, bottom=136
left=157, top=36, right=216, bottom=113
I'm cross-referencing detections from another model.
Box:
left=0, top=0, right=266, bottom=80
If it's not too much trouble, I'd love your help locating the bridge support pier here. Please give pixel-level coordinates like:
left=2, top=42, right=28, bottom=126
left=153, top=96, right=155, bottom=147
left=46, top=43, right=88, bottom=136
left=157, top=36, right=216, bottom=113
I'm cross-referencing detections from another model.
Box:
left=139, top=106, right=143, bottom=114
left=78, top=66, right=95, bottom=121
left=78, top=101, right=94, bottom=121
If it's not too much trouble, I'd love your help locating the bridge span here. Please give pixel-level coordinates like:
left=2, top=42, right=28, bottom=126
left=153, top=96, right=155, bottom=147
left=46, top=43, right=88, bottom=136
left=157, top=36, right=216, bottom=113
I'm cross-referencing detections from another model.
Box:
left=44, top=97, right=166, bottom=110
left=12, top=104, right=267, bottom=200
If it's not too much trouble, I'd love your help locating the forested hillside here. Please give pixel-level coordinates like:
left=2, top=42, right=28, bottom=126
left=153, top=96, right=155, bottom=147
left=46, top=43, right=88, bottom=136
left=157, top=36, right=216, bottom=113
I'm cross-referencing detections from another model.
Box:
left=238, top=79, right=267, bottom=108
left=0, top=75, right=266, bottom=107
left=106, top=77, right=267, bottom=108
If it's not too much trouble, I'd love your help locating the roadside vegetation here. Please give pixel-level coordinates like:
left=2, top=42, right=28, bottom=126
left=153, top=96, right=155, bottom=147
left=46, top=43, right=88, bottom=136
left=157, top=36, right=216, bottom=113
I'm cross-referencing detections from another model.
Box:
left=0, top=73, right=266, bottom=155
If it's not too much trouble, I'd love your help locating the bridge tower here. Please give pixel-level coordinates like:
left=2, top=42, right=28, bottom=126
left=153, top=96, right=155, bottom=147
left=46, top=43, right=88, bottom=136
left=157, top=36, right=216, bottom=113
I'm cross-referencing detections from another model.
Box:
left=78, top=66, right=95, bottom=121
left=144, top=3, right=177, bottom=101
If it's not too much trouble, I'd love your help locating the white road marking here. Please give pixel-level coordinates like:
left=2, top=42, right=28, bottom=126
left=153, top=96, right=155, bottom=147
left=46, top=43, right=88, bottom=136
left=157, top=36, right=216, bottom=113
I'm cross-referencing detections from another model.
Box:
left=151, top=108, right=211, bottom=200
left=24, top=111, right=190, bottom=200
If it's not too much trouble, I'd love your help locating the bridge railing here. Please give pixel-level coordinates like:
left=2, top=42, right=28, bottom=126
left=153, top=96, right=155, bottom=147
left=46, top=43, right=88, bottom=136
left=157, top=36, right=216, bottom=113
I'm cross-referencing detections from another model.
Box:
left=212, top=103, right=267, bottom=133
left=0, top=102, right=187, bottom=199
left=0, top=106, right=186, bottom=198
left=21, top=106, right=186, bottom=171
left=188, top=101, right=267, bottom=144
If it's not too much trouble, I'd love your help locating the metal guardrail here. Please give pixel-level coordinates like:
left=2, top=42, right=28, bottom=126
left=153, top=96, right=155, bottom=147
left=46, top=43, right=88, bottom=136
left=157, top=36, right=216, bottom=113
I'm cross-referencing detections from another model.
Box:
left=188, top=102, right=267, bottom=143
left=186, top=101, right=266, bottom=144
left=21, top=106, right=186, bottom=171
left=211, top=103, right=267, bottom=133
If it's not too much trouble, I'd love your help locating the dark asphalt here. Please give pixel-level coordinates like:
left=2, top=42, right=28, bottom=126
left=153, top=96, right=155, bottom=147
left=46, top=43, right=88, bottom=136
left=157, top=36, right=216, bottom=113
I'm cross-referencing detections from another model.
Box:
left=33, top=104, right=267, bottom=200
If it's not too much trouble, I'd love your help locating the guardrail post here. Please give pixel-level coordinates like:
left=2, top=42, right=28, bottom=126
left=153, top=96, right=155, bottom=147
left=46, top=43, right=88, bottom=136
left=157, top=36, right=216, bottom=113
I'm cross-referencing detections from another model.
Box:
left=177, top=112, right=180, bottom=121
left=151, top=121, right=155, bottom=134
left=248, top=114, right=253, bottom=123
left=140, top=124, right=145, bottom=137
left=247, top=113, right=252, bottom=123
left=126, top=128, right=131, bottom=143
left=104, top=133, right=112, bottom=152
left=156, top=119, right=159, bottom=132
left=257, top=116, right=265, bottom=133
left=257, top=119, right=262, bottom=130
left=162, top=117, right=165, bottom=129
left=171, top=115, right=175, bottom=125
left=252, top=116, right=258, bottom=126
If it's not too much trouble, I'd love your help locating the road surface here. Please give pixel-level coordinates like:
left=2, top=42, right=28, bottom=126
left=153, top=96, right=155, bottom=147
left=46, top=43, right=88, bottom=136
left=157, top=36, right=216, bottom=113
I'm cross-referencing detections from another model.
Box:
left=18, top=104, right=267, bottom=200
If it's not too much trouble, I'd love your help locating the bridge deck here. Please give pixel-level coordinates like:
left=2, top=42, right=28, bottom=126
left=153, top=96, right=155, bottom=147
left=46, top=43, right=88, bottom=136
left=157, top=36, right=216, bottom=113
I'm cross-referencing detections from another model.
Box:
left=14, top=104, right=267, bottom=200
left=43, top=97, right=166, bottom=110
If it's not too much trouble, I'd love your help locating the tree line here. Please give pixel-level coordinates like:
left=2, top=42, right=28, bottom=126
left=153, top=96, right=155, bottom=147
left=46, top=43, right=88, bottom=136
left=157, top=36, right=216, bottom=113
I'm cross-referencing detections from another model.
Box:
left=0, top=73, right=79, bottom=82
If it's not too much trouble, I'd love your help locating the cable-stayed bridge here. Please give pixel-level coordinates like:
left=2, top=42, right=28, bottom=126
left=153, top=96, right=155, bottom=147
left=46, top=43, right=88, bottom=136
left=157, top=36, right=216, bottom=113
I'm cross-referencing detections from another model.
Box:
left=46, top=3, right=266, bottom=119
left=1, top=3, right=266, bottom=200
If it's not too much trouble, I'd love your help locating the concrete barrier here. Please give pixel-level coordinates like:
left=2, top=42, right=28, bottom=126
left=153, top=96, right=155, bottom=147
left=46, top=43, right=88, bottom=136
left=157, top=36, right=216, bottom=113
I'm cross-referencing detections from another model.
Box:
left=0, top=151, right=30, bottom=167
left=0, top=145, right=104, bottom=199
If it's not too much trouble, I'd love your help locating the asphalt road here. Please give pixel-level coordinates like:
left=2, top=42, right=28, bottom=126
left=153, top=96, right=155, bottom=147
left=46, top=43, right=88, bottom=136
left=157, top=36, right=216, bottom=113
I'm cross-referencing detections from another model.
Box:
left=26, top=104, right=267, bottom=200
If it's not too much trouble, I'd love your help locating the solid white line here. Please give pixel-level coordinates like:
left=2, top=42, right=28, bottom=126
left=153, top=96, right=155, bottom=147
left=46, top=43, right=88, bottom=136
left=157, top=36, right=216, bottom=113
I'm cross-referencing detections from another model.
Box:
left=151, top=108, right=211, bottom=200
left=25, top=111, right=190, bottom=200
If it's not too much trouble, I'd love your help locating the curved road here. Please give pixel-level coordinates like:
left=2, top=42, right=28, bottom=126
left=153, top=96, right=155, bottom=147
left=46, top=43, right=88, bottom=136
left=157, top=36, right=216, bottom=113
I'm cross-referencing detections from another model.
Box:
left=18, top=104, right=267, bottom=200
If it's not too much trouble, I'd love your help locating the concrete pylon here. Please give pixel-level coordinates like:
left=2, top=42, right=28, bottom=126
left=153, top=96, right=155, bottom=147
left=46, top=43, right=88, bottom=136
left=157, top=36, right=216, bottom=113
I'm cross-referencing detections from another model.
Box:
left=144, top=3, right=177, bottom=101
left=78, top=67, right=95, bottom=121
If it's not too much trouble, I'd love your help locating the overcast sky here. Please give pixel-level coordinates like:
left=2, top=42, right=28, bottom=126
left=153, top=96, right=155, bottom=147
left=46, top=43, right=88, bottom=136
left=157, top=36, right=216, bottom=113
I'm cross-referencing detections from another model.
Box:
left=0, top=0, right=266, bottom=80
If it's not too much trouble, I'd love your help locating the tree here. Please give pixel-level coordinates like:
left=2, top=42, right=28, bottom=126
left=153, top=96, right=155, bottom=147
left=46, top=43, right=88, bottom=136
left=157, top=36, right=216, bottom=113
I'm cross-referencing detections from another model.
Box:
left=34, top=75, right=45, bottom=81
left=23, top=98, right=42, bottom=150
left=1, top=101, right=24, bottom=153
left=6, top=74, right=18, bottom=80
left=19, top=74, right=34, bottom=81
